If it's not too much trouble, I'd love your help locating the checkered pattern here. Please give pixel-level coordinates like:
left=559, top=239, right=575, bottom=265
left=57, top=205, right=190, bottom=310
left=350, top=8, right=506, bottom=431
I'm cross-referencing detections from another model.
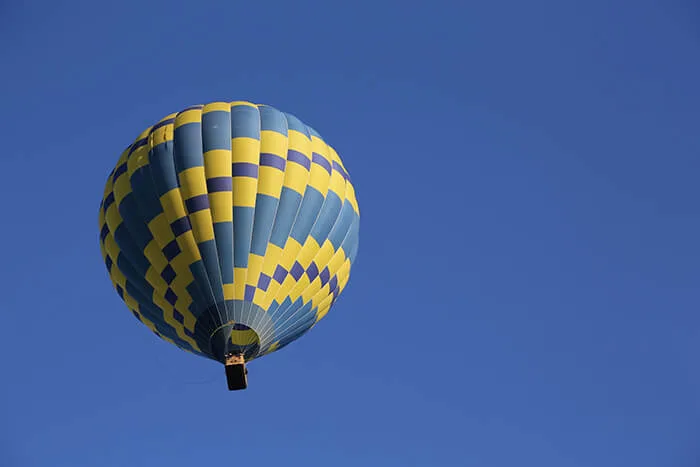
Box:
left=99, top=100, right=360, bottom=364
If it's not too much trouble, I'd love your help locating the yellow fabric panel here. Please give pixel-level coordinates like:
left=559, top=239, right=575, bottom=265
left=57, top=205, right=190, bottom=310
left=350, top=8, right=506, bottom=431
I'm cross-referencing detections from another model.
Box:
left=232, top=177, right=257, bottom=207
left=189, top=210, right=215, bottom=243
left=209, top=192, right=233, bottom=223
left=257, top=166, right=285, bottom=197
left=345, top=182, right=360, bottom=215
left=283, top=161, right=310, bottom=195
left=231, top=137, right=260, bottom=163
left=310, top=134, right=326, bottom=154
left=275, top=273, right=302, bottom=306
left=260, top=130, right=287, bottom=156
left=295, top=238, right=322, bottom=269
left=260, top=283, right=281, bottom=310
left=174, top=108, right=202, bottom=127
left=143, top=239, right=168, bottom=272
left=314, top=292, right=335, bottom=322
left=261, top=243, right=284, bottom=277
left=327, top=164, right=347, bottom=200
left=309, top=281, right=331, bottom=312
left=288, top=129, right=309, bottom=152
left=230, top=100, right=257, bottom=108
left=327, top=145, right=341, bottom=164
left=230, top=328, right=259, bottom=346
left=234, top=267, right=247, bottom=300
left=144, top=266, right=167, bottom=294
left=280, top=237, right=303, bottom=266
left=336, top=260, right=352, bottom=293
left=150, top=121, right=173, bottom=147
left=313, top=240, right=336, bottom=270
left=204, top=149, right=231, bottom=176
left=287, top=275, right=311, bottom=303
left=113, top=171, right=133, bottom=204
left=203, top=101, right=231, bottom=113
left=147, top=214, right=175, bottom=247
left=104, top=201, right=123, bottom=233
left=245, top=254, right=265, bottom=287
left=307, top=158, right=331, bottom=194
left=174, top=230, right=202, bottom=263
left=127, top=140, right=150, bottom=173
left=160, top=189, right=188, bottom=223
left=223, top=283, right=235, bottom=300
left=326, top=245, right=350, bottom=275
left=252, top=288, right=267, bottom=305
left=178, top=167, right=207, bottom=199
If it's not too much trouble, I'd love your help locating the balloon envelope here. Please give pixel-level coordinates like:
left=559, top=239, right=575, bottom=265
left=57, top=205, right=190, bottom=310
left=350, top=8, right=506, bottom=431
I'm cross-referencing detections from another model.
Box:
left=99, top=101, right=359, bottom=364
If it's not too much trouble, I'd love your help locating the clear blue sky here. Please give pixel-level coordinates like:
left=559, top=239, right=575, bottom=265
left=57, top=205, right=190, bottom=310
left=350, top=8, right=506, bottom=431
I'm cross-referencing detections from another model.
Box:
left=1, top=1, right=699, bottom=466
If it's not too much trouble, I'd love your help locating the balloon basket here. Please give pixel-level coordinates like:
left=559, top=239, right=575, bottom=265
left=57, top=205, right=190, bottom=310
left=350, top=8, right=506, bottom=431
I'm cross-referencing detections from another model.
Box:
left=224, top=354, right=248, bottom=391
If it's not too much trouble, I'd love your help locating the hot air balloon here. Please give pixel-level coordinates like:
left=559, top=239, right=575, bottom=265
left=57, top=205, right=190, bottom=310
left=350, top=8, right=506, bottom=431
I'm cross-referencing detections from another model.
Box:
left=98, top=101, right=360, bottom=390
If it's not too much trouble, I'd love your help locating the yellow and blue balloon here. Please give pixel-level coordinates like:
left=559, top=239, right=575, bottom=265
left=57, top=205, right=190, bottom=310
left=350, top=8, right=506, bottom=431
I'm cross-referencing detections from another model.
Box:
left=98, top=101, right=359, bottom=389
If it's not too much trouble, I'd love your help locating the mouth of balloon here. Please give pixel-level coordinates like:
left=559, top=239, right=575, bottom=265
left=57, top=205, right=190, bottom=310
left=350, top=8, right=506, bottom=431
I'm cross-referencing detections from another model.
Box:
left=209, top=322, right=261, bottom=362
